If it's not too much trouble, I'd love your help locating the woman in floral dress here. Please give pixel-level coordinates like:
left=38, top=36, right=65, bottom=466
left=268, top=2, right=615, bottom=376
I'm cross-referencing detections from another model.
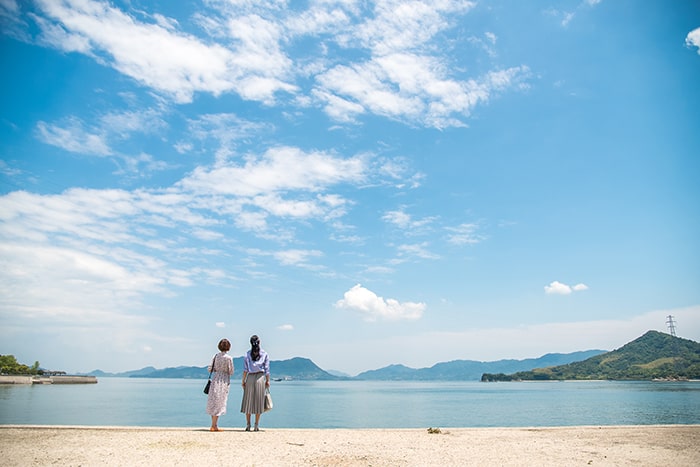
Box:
left=206, top=338, right=234, bottom=431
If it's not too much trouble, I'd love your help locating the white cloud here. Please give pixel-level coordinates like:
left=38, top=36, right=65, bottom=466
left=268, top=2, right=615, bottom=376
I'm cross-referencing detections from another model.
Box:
left=306, top=0, right=529, bottom=128
left=35, top=110, right=173, bottom=176
left=284, top=4, right=351, bottom=36
left=36, top=119, right=112, bottom=156
left=469, top=32, right=498, bottom=57
left=315, top=58, right=423, bottom=120
left=396, top=242, right=440, bottom=260
left=180, top=146, right=367, bottom=197
left=353, top=0, right=476, bottom=55
left=0, top=188, right=224, bottom=316
left=0, top=160, right=22, bottom=177
left=315, top=53, right=529, bottom=128
left=382, top=208, right=435, bottom=232
left=561, top=11, right=575, bottom=27
left=32, top=13, right=93, bottom=53
left=215, top=322, right=226, bottom=328
left=363, top=266, right=394, bottom=275
left=335, top=283, right=425, bottom=321
left=277, top=324, right=294, bottom=331
left=550, top=0, right=602, bottom=28
left=686, top=27, right=700, bottom=54
left=27, top=0, right=529, bottom=128
left=446, top=223, right=483, bottom=245
left=34, top=0, right=296, bottom=104
left=245, top=247, right=324, bottom=268
left=0, top=0, right=19, bottom=15
left=383, top=210, right=412, bottom=228
left=5, top=140, right=402, bottom=248
left=544, top=281, right=572, bottom=295
left=100, top=109, right=167, bottom=138
left=0, top=242, right=164, bottom=331
left=314, top=90, right=366, bottom=122
left=544, top=280, right=589, bottom=295
left=273, top=249, right=323, bottom=267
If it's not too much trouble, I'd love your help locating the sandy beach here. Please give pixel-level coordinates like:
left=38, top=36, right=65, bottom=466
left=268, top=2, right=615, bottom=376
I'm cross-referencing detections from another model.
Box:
left=2, top=425, right=699, bottom=466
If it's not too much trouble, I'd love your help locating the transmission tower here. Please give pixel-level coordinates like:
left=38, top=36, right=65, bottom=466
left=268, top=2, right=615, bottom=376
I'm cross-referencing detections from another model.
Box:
left=666, top=315, right=677, bottom=337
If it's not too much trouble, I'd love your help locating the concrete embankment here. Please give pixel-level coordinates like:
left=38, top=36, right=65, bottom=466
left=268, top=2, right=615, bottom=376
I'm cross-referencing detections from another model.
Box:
left=0, top=376, right=34, bottom=384
left=49, top=376, right=97, bottom=384
left=0, top=375, right=97, bottom=385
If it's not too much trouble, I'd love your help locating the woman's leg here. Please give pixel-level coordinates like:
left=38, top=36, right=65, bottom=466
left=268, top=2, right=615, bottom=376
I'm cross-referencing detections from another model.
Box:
left=254, top=413, right=261, bottom=431
left=245, top=413, right=251, bottom=430
left=210, top=415, right=219, bottom=431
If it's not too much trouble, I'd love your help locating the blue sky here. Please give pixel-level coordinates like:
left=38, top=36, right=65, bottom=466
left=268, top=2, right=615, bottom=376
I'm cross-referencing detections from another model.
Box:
left=1, top=0, right=699, bottom=376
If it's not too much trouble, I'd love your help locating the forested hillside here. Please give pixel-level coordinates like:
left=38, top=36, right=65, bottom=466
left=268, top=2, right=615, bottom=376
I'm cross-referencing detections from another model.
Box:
left=482, top=331, right=700, bottom=381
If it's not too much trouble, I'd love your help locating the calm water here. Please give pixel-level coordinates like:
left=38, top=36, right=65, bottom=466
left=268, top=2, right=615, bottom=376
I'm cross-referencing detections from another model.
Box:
left=1, top=378, right=699, bottom=429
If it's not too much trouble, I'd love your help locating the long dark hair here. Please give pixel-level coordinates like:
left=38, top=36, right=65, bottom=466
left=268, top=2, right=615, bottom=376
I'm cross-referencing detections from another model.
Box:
left=250, top=335, right=260, bottom=361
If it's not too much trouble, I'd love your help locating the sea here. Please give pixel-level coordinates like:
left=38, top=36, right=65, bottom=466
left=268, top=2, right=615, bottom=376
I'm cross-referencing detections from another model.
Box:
left=1, top=378, right=699, bottom=429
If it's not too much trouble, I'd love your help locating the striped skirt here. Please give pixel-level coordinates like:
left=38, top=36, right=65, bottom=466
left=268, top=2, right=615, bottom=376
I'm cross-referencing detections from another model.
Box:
left=240, top=372, right=266, bottom=415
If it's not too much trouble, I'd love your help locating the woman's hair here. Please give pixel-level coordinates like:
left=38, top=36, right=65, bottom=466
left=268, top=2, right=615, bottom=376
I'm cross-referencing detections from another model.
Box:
left=218, top=338, right=231, bottom=352
left=250, top=335, right=260, bottom=361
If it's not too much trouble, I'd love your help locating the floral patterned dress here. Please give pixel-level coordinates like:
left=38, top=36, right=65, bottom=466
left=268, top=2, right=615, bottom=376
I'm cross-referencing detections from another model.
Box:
left=205, top=351, right=234, bottom=416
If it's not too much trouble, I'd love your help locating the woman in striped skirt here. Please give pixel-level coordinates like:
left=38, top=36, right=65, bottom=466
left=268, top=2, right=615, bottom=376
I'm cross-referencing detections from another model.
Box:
left=240, top=335, right=270, bottom=431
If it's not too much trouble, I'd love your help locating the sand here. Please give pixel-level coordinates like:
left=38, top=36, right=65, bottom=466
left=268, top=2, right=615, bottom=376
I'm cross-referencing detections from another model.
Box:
left=2, top=425, right=699, bottom=466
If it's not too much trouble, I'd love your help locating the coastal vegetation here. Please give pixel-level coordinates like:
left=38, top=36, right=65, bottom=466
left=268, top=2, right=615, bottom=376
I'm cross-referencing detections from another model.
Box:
left=0, top=355, right=42, bottom=375
left=481, top=331, right=700, bottom=381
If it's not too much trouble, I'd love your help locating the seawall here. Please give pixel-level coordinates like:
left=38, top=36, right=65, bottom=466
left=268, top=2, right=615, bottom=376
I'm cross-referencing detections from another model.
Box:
left=0, top=375, right=97, bottom=385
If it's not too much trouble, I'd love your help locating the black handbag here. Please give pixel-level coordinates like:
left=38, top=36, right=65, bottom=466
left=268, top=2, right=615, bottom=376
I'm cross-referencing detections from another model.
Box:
left=203, top=356, right=216, bottom=394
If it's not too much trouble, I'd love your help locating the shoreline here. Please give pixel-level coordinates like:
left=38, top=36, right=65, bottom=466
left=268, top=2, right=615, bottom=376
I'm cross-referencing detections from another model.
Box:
left=2, top=425, right=699, bottom=466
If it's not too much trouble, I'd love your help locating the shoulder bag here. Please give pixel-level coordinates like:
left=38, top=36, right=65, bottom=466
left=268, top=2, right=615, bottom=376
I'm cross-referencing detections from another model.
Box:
left=264, top=387, right=273, bottom=412
left=203, top=356, right=216, bottom=394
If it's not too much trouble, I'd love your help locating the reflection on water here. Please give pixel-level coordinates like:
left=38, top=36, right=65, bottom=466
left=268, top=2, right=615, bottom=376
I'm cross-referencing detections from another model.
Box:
left=1, top=379, right=699, bottom=428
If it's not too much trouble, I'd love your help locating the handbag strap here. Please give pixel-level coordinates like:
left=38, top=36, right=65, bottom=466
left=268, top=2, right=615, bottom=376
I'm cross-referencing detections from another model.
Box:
left=209, top=355, right=216, bottom=377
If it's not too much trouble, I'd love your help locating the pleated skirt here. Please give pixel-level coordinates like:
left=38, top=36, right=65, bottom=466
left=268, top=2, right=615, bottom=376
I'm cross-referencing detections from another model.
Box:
left=240, top=372, right=266, bottom=415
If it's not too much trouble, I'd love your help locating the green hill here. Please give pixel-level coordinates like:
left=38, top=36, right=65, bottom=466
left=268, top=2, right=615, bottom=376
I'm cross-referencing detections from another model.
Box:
left=90, top=357, right=340, bottom=380
left=482, top=331, right=700, bottom=381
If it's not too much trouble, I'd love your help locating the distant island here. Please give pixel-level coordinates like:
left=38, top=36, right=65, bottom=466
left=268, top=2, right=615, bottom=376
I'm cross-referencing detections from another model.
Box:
left=89, top=351, right=607, bottom=382
left=89, top=357, right=339, bottom=381
left=481, top=331, right=700, bottom=381
left=9, top=330, right=696, bottom=384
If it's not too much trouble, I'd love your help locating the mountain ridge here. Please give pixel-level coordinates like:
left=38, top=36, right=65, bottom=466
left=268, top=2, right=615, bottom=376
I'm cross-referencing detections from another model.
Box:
left=355, top=350, right=606, bottom=380
left=88, top=350, right=605, bottom=381
left=90, top=356, right=339, bottom=380
left=482, top=331, right=700, bottom=381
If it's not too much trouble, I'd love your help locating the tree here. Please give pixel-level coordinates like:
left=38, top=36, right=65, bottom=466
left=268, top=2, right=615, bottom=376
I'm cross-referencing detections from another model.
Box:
left=0, top=355, right=41, bottom=375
